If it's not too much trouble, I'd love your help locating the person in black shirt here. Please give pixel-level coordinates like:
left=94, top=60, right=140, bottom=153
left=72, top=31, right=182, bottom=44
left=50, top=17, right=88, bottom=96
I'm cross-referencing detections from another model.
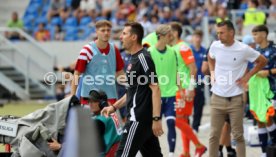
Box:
left=101, top=22, right=163, bottom=157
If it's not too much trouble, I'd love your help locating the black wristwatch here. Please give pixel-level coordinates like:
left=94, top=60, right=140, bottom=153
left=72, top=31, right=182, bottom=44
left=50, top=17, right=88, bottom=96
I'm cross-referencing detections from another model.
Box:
left=152, top=116, right=161, bottom=121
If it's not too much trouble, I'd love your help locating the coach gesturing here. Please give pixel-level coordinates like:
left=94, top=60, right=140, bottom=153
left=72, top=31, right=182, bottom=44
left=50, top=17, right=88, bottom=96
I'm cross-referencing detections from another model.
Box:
left=102, top=22, right=163, bottom=157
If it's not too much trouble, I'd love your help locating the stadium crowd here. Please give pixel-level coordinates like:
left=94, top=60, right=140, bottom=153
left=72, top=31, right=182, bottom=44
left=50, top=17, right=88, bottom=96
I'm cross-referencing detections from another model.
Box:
left=4, top=0, right=276, bottom=41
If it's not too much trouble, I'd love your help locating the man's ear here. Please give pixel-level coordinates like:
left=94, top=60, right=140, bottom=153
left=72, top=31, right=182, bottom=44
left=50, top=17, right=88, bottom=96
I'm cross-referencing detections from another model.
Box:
left=132, top=34, right=137, bottom=41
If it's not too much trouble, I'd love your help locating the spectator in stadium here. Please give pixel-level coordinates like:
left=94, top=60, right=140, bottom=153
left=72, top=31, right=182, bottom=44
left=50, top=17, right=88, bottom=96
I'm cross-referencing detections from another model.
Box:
left=34, top=23, right=51, bottom=41
left=185, top=0, right=204, bottom=28
left=80, top=0, right=96, bottom=15
left=101, top=22, right=163, bottom=157
left=118, top=0, right=136, bottom=22
left=59, top=7, right=70, bottom=24
left=54, top=24, right=64, bottom=41
left=5, top=12, right=24, bottom=40
left=251, top=25, right=276, bottom=157
left=257, top=0, right=270, bottom=10
left=148, top=15, right=159, bottom=33
left=172, top=9, right=189, bottom=26
left=216, top=5, right=229, bottom=24
left=47, top=0, right=65, bottom=22
left=71, top=20, right=124, bottom=105
left=140, top=14, right=152, bottom=36
left=190, top=30, right=206, bottom=133
left=100, top=0, right=118, bottom=20
left=148, top=4, right=160, bottom=19
left=89, top=89, right=122, bottom=157
left=136, top=0, right=149, bottom=22
left=147, top=24, right=178, bottom=157
left=208, top=20, right=267, bottom=157
left=159, top=6, right=173, bottom=24
left=269, top=0, right=276, bottom=20
left=242, top=0, right=267, bottom=35
left=169, top=22, right=206, bottom=157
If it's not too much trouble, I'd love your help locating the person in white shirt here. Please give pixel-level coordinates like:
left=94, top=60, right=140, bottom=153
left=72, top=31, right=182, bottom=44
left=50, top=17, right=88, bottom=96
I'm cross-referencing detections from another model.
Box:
left=208, top=20, right=267, bottom=157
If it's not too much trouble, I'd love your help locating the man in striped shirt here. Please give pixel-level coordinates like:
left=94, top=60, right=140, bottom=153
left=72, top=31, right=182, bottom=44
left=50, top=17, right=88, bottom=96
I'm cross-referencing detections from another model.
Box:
left=71, top=20, right=124, bottom=105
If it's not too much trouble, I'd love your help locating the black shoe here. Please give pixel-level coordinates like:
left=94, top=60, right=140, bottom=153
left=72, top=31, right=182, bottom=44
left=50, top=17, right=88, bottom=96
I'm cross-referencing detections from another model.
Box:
left=227, top=149, right=236, bottom=157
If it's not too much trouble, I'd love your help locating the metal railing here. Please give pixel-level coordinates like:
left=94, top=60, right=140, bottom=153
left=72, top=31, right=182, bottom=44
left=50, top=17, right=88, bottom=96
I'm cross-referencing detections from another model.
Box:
left=0, top=27, right=56, bottom=71
left=0, top=28, right=55, bottom=99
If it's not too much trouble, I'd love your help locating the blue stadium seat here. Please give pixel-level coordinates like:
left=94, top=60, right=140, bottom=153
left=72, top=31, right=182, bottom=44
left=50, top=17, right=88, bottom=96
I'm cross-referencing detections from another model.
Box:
left=64, top=27, right=78, bottom=41
left=35, top=16, right=48, bottom=26
left=51, top=17, right=62, bottom=26
left=26, top=3, right=40, bottom=15
left=66, top=0, right=72, bottom=7
left=42, top=5, right=49, bottom=16
left=79, top=16, right=92, bottom=26
left=78, top=26, right=95, bottom=40
left=46, top=25, right=56, bottom=40
left=64, top=17, right=78, bottom=27
left=31, top=0, right=43, bottom=4
left=23, top=14, right=36, bottom=32
left=95, top=16, right=106, bottom=22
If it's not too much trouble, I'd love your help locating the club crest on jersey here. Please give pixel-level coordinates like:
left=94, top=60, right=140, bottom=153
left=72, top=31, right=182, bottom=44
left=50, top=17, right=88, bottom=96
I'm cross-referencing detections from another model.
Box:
left=180, top=45, right=189, bottom=51
left=127, top=64, right=132, bottom=71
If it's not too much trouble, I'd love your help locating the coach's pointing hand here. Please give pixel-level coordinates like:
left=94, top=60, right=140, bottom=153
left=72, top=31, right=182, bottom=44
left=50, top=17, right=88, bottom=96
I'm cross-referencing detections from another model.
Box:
left=101, top=106, right=116, bottom=117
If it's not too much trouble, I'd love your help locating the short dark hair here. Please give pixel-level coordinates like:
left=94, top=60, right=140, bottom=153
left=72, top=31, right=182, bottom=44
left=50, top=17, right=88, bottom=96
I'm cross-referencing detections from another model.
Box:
left=193, top=29, right=203, bottom=38
left=250, top=0, right=259, bottom=7
left=170, top=22, right=182, bottom=38
left=125, top=22, right=144, bottom=44
left=252, top=25, right=269, bottom=35
left=217, top=20, right=235, bottom=31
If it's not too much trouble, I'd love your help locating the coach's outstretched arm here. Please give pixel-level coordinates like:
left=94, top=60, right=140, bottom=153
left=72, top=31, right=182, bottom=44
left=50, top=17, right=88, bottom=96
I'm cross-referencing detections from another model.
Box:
left=101, top=94, right=127, bottom=117
left=150, top=83, right=163, bottom=137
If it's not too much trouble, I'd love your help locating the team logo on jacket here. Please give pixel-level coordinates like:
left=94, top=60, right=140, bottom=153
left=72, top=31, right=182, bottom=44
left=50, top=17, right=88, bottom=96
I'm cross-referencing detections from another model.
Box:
left=127, top=64, right=132, bottom=71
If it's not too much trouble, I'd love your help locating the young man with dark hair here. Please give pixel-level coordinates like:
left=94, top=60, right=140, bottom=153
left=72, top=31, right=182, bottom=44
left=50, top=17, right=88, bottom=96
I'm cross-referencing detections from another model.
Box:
left=190, top=29, right=206, bottom=133
left=169, top=22, right=206, bottom=157
left=251, top=25, right=276, bottom=157
left=101, top=22, right=163, bottom=157
left=71, top=20, right=124, bottom=105
left=208, top=20, right=267, bottom=157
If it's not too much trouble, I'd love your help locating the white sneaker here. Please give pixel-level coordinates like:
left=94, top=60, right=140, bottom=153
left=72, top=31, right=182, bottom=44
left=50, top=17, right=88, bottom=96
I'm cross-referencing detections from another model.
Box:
left=168, top=152, right=174, bottom=157
left=260, top=153, right=267, bottom=157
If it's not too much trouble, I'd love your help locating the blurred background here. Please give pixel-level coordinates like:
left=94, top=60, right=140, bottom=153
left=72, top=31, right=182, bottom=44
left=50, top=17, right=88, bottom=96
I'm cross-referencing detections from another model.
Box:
left=0, top=0, right=276, bottom=156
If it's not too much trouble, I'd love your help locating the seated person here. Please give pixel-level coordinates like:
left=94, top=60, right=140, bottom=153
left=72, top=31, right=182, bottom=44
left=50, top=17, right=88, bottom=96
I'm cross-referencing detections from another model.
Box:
left=34, top=22, right=50, bottom=41
left=89, top=89, right=122, bottom=157
left=5, top=12, right=24, bottom=40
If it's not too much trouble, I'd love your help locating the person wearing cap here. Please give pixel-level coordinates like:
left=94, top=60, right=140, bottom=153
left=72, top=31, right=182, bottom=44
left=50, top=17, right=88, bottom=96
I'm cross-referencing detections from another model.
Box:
left=250, top=25, right=276, bottom=157
left=89, top=89, right=122, bottom=157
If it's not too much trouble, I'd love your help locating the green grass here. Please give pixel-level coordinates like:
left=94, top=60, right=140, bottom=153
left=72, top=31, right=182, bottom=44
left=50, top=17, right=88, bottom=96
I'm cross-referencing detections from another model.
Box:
left=0, top=101, right=47, bottom=152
